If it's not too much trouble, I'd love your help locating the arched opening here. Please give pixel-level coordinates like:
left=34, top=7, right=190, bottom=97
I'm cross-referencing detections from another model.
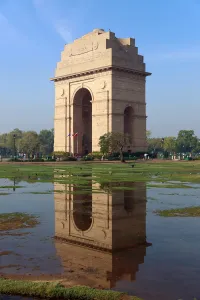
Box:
left=73, top=88, right=92, bottom=155
left=124, top=106, right=133, bottom=143
left=73, top=185, right=92, bottom=231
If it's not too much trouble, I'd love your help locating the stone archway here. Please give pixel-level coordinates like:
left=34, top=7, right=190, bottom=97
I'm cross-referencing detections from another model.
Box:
left=124, top=106, right=134, bottom=143
left=53, top=29, right=151, bottom=153
left=73, top=88, right=92, bottom=155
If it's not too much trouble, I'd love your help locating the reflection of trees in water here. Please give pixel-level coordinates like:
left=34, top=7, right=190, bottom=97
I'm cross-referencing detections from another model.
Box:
left=12, top=178, right=21, bottom=185
left=9, top=173, right=53, bottom=186
left=100, top=182, right=113, bottom=194
left=100, top=182, right=136, bottom=192
left=12, top=177, right=23, bottom=191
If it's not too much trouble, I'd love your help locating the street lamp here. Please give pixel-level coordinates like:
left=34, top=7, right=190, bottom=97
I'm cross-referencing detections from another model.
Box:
left=161, top=138, right=165, bottom=159
left=13, top=134, right=16, bottom=160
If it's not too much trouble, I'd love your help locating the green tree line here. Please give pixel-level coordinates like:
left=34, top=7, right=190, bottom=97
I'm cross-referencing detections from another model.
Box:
left=1, top=128, right=199, bottom=158
left=147, top=130, right=200, bottom=154
left=0, top=128, right=54, bottom=157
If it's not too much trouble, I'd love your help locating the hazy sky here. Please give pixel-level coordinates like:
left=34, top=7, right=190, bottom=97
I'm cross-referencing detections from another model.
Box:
left=0, top=0, right=199, bottom=137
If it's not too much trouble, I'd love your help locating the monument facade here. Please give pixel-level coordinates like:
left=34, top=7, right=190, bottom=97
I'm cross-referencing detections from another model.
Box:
left=51, top=29, right=151, bottom=155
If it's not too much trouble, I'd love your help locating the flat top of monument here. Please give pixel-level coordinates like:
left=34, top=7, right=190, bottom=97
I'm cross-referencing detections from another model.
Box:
left=93, top=28, right=105, bottom=33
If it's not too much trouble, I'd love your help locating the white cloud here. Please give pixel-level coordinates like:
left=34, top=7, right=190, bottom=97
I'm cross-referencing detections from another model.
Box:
left=32, top=0, right=73, bottom=43
left=0, top=11, right=28, bottom=47
left=54, top=19, right=73, bottom=43
left=0, top=12, right=18, bottom=42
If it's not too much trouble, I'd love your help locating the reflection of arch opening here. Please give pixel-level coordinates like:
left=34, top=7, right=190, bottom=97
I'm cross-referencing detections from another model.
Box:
left=124, top=190, right=135, bottom=213
left=124, top=106, right=133, bottom=143
left=73, top=88, right=92, bottom=155
left=73, top=186, right=92, bottom=231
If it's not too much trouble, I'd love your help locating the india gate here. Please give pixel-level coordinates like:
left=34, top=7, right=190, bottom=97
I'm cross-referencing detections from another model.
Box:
left=51, top=29, right=151, bottom=155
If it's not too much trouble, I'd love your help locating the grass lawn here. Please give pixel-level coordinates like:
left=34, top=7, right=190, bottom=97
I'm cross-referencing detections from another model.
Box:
left=0, top=278, right=142, bottom=300
left=0, top=212, right=39, bottom=231
left=0, top=160, right=200, bottom=185
left=155, top=206, right=200, bottom=217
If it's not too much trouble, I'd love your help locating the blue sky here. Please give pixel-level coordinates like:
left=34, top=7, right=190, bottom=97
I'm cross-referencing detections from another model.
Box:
left=0, top=0, right=199, bottom=137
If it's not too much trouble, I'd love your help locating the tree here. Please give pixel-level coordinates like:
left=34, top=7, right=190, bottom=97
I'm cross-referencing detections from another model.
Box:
left=163, top=137, right=177, bottom=153
left=146, top=130, right=151, bottom=139
left=176, top=130, right=198, bottom=153
left=0, top=133, right=8, bottom=148
left=98, top=134, right=110, bottom=155
left=39, top=129, right=54, bottom=155
left=19, top=131, right=39, bottom=156
left=0, top=133, right=8, bottom=156
left=147, top=138, right=163, bottom=153
left=6, top=129, right=23, bottom=153
left=193, top=139, right=200, bottom=153
left=0, top=129, right=23, bottom=156
left=99, top=132, right=131, bottom=162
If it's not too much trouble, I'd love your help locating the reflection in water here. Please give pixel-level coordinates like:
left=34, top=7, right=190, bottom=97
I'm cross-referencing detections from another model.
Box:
left=54, top=181, right=149, bottom=289
left=73, top=184, right=92, bottom=232
left=2, top=177, right=200, bottom=299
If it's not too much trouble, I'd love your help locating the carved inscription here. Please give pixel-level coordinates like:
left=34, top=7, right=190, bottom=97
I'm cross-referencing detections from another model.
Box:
left=64, top=41, right=98, bottom=57
left=60, top=50, right=108, bottom=68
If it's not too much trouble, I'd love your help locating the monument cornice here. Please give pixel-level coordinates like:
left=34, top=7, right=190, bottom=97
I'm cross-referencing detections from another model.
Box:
left=92, top=113, right=147, bottom=118
left=50, top=66, right=151, bottom=82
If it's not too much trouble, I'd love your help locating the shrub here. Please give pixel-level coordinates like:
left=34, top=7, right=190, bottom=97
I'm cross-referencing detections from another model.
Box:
left=33, top=158, right=44, bottom=162
left=132, top=152, right=146, bottom=158
left=28, top=158, right=44, bottom=162
left=8, top=158, right=22, bottom=162
left=91, top=151, right=103, bottom=160
left=53, top=151, right=70, bottom=157
left=81, top=155, right=94, bottom=161
left=62, top=156, right=77, bottom=161
left=46, top=158, right=56, bottom=162
left=107, top=156, right=120, bottom=161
